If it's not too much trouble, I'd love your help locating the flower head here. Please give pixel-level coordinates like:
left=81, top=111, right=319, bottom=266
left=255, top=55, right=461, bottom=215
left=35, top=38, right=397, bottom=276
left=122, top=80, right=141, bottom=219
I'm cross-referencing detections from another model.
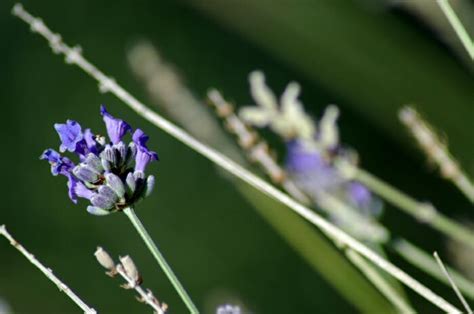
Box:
left=41, top=105, right=158, bottom=215
left=237, top=71, right=384, bottom=242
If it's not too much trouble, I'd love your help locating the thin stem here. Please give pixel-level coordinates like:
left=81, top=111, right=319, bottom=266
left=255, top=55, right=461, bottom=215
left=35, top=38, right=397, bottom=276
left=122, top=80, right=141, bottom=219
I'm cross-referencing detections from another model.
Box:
left=11, top=5, right=461, bottom=312
left=0, top=225, right=96, bottom=314
left=392, top=239, right=474, bottom=300
left=434, top=252, right=473, bottom=314
left=436, top=0, right=474, bottom=60
left=115, top=264, right=166, bottom=314
left=123, top=208, right=198, bottom=314
left=345, top=250, right=415, bottom=313
left=337, top=160, right=474, bottom=250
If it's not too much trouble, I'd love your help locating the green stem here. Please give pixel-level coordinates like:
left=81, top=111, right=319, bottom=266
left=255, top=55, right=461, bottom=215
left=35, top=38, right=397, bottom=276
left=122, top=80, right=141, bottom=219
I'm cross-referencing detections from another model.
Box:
left=339, top=163, right=474, bottom=250
left=123, top=207, right=199, bottom=314
left=345, top=249, right=414, bottom=313
left=391, top=238, right=474, bottom=301
left=436, top=0, right=474, bottom=60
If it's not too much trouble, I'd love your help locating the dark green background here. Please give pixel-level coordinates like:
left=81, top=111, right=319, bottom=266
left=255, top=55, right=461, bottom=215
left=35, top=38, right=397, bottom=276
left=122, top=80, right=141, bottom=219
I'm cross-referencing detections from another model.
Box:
left=0, top=1, right=473, bottom=313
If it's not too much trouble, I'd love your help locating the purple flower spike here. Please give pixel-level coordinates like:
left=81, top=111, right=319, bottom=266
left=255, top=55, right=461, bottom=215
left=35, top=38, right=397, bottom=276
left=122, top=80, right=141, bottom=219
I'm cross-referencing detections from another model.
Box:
left=40, top=149, right=75, bottom=176
left=133, top=129, right=158, bottom=172
left=100, top=105, right=132, bottom=144
left=54, top=120, right=84, bottom=153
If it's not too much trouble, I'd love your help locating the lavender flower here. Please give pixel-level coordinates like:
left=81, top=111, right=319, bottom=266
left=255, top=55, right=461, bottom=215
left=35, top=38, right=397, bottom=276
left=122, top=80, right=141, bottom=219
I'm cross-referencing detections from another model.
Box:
left=41, top=105, right=158, bottom=215
left=285, top=140, right=384, bottom=242
left=238, top=72, right=385, bottom=241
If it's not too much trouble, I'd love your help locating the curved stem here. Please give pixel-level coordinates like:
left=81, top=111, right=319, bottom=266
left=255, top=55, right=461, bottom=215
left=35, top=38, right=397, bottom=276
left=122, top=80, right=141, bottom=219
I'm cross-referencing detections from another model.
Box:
left=392, top=238, right=474, bottom=300
left=345, top=249, right=415, bottom=313
left=436, top=0, right=474, bottom=60
left=123, top=207, right=198, bottom=314
left=337, top=161, right=474, bottom=250
left=0, top=225, right=96, bottom=314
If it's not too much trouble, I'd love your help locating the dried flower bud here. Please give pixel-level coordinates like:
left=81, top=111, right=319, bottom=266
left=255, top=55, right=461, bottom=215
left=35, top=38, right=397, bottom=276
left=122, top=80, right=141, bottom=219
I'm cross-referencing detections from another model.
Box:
left=94, top=247, right=115, bottom=271
left=119, top=255, right=140, bottom=284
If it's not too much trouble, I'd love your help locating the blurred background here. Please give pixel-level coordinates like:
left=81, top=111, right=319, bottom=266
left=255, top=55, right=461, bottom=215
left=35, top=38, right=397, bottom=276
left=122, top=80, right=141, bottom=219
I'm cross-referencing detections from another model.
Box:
left=0, top=0, right=473, bottom=313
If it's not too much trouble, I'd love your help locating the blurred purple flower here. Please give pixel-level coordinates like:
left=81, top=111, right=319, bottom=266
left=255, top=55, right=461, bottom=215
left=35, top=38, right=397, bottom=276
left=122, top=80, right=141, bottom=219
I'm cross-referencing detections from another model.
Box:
left=285, top=140, right=384, bottom=241
left=348, top=182, right=371, bottom=209
left=286, top=140, right=343, bottom=194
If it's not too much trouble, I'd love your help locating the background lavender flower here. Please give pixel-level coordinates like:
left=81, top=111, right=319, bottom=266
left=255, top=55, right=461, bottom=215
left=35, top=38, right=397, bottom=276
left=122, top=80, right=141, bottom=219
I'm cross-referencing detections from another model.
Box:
left=216, top=304, right=241, bottom=314
left=41, top=105, right=157, bottom=215
left=285, top=140, right=384, bottom=242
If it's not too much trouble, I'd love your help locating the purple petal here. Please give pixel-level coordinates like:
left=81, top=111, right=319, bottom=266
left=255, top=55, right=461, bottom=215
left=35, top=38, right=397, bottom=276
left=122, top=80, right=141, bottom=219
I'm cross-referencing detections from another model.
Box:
left=66, top=175, right=78, bottom=203
left=132, top=129, right=149, bottom=148
left=100, top=105, right=132, bottom=144
left=348, top=182, right=372, bottom=208
left=67, top=175, right=95, bottom=203
left=83, top=129, right=99, bottom=155
left=285, top=140, right=324, bottom=172
left=132, top=129, right=158, bottom=172
left=135, top=146, right=158, bottom=172
left=40, top=149, right=75, bottom=176
left=285, top=140, right=343, bottom=197
left=54, top=120, right=83, bottom=153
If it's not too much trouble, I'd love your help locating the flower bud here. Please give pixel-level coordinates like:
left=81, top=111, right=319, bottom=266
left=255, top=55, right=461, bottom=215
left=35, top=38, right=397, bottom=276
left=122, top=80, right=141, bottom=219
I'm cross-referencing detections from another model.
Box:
left=84, top=153, right=103, bottom=173
left=145, top=175, right=155, bottom=197
left=106, top=173, right=125, bottom=198
left=87, top=206, right=110, bottom=216
left=73, top=165, right=100, bottom=183
left=94, top=247, right=115, bottom=270
left=119, top=255, right=140, bottom=284
left=125, top=172, right=136, bottom=196
left=101, top=145, right=117, bottom=165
